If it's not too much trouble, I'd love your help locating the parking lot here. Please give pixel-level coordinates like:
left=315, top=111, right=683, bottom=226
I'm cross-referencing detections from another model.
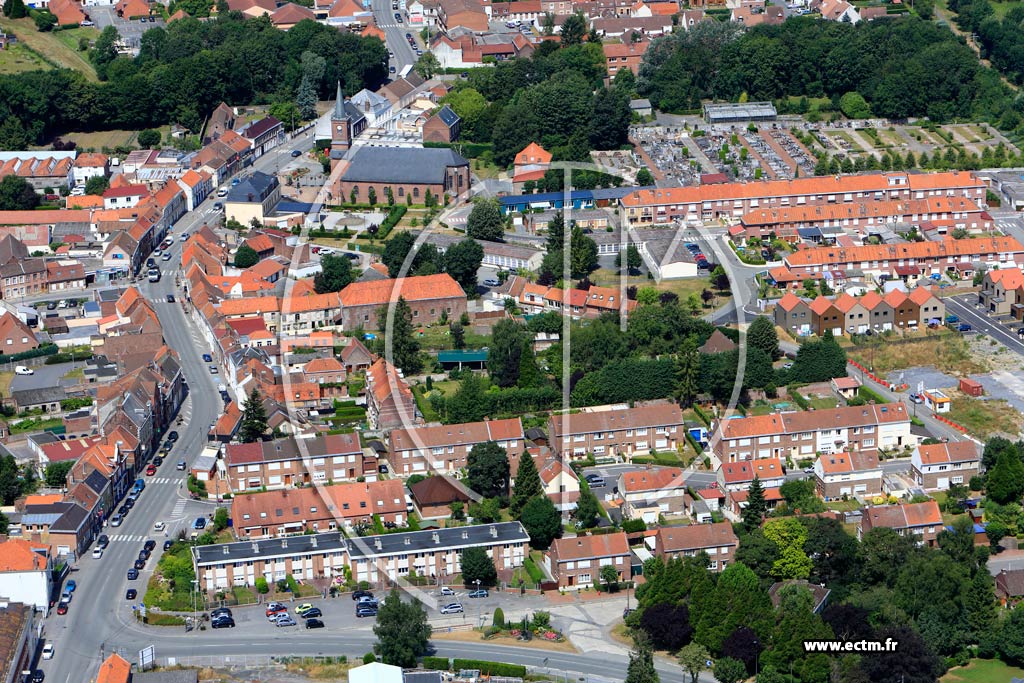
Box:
left=88, top=5, right=164, bottom=51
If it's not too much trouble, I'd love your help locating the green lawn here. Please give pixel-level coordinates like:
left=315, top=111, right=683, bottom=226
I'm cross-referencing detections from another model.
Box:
left=0, top=44, right=51, bottom=74
left=51, top=26, right=100, bottom=56
left=4, top=18, right=98, bottom=80
left=943, top=658, right=1024, bottom=683
left=808, top=396, right=839, bottom=410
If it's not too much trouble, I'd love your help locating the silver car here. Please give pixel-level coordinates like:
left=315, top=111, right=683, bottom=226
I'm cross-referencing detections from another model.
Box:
left=440, top=603, right=463, bottom=615
left=274, top=615, right=297, bottom=627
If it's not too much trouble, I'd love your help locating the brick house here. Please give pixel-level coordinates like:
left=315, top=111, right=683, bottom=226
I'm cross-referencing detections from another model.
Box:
left=548, top=401, right=684, bottom=461
left=422, top=105, right=461, bottom=143
left=718, top=458, right=786, bottom=492
left=545, top=532, right=631, bottom=589
left=813, top=452, right=882, bottom=501
left=192, top=522, right=529, bottom=590
left=365, top=357, right=421, bottom=431
left=653, top=522, right=738, bottom=571
left=773, top=292, right=813, bottom=337
left=409, top=475, right=476, bottom=519
left=337, top=273, right=467, bottom=330
left=222, top=433, right=372, bottom=491
left=231, top=479, right=406, bottom=537
left=618, top=467, right=686, bottom=522
left=711, top=403, right=913, bottom=463
left=0, top=312, right=38, bottom=354
left=910, top=441, right=980, bottom=490
left=858, top=500, right=943, bottom=546
left=388, top=417, right=525, bottom=476
left=602, top=40, right=650, bottom=78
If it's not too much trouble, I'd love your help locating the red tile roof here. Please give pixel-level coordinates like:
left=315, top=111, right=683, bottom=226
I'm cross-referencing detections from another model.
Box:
left=550, top=532, right=629, bottom=562
left=338, top=273, right=465, bottom=307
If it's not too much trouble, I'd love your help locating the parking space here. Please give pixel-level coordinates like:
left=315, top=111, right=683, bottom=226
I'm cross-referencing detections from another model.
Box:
left=87, top=5, right=163, bottom=51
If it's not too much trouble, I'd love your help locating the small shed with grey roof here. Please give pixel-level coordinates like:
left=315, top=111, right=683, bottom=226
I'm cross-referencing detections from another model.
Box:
left=703, top=101, right=777, bottom=124
left=12, top=386, right=66, bottom=413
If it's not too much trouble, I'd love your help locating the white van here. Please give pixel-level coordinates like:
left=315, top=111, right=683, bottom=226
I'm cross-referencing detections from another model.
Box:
left=14, top=366, right=33, bottom=375
left=216, top=188, right=228, bottom=198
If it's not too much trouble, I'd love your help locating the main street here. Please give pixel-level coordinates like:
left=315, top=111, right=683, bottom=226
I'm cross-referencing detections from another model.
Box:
left=38, top=136, right=315, bottom=683
left=370, top=0, right=418, bottom=74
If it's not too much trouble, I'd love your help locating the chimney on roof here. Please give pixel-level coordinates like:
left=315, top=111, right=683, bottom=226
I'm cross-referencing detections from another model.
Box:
left=374, top=538, right=382, bottom=550
left=252, top=541, right=259, bottom=552
left=490, top=526, right=498, bottom=538
left=311, top=536, right=318, bottom=548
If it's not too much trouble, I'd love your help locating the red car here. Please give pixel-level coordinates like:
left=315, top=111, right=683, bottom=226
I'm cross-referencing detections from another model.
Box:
left=145, top=464, right=157, bottom=476
left=56, top=602, right=68, bottom=615
left=265, top=603, right=287, bottom=617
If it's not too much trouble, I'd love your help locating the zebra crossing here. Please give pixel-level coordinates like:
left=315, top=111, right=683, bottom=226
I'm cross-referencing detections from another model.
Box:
left=106, top=534, right=153, bottom=543
left=146, top=476, right=178, bottom=485
left=170, top=497, right=187, bottom=519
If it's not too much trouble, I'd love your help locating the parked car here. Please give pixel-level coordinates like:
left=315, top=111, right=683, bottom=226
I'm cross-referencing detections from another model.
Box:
left=439, top=586, right=456, bottom=596
left=110, top=514, right=123, bottom=527
left=352, top=590, right=374, bottom=601
left=275, top=616, right=297, bottom=627
left=305, top=618, right=325, bottom=629
left=146, top=464, right=157, bottom=476
left=301, top=607, right=322, bottom=619
left=56, top=601, right=69, bottom=615
left=468, top=589, right=489, bottom=598
left=356, top=606, right=378, bottom=618
left=163, top=540, right=174, bottom=551
left=92, top=547, right=103, bottom=559
left=134, top=558, right=146, bottom=570
left=97, top=535, right=109, bottom=549
left=211, top=617, right=235, bottom=629
left=909, top=393, right=924, bottom=404
left=127, top=568, right=139, bottom=580
left=30, top=671, right=43, bottom=683
left=211, top=607, right=232, bottom=618
left=65, top=580, right=76, bottom=593
left=193, top=517, right=207, bottom=530
left=42, top=644, right=54, bottom=660
left=266, top=602, right=287, bottom=616
left=482, top=278, right=500, bottom=287
left=14, top=366, right=33, bottom=375
left=168, top=431, right=179, bottom=442
left=295, top=603, right=316, bottom=615
left=202, top=353, right=213, bottom=362
left=126, top=589, right=137, bottom=600
left=440, top=603, right=464, bottom=614
left=144, top=539, right=156, bottom=552
left=209, top=365, right=219, bottom=374
left=356, top=597, right=378, bottom=609
left=958, top=323, right=973, bottom=332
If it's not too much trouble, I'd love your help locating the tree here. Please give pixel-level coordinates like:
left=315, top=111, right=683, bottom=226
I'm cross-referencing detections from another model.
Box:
left=762, top=517, right=811, bottom=581
left=636, top=167, right=655, bottom=186
left=213, top=507, right=229, bottom=531
left=239, top=388, right=268, bottom=442
left=574, top=487, right=601, bottom=529
left=461, top=546, right=497, bottom=586
left=713, top=658, right=747, bottom=683
left=449, top=321, right=466, bottom=350
left=443, top=238, right=484, bottom=294
left=468, top=497, right=502, bottom=523
left=788, top=332, right=847, bottom=383
left=675, top=337, right=700, bottom=406
left=137, top=129, right=161, bottom=147
left=625, top=631, right=660, bottom=683
left=488, top=319, right=528, bottom=388
left=466, top=441, right=509, bottom=499
left=445, top=373, right=487, bottom=423
left=747, top=316, right=780, bottom=360
left=368, top=187, right=377, bottom=206
left=297, top=51, right=326, bottom=120
left=44, top=461, right=74, bottom=488
left=560, top=13, right=587, bottom=46
left=589, top=86, right=631, bottom=150
left=518, top=495, right=561, bottom=550
left=742, top=476, right=767, bottom=531
left=414, top=51, right=440, bottom=80
left=270, top=101, right=302, bottom=132
left=84, top=175, right=109, bottom=196
left=860, top=625, right=942, bottom=683
left=625, top=244, right=642, bottom=274
left=720, top=627, right=762, bottom=676
left=986, top=519, right=1008, bottom=549
left=509, top=449, right=543, bottom=517
left=466, top=197, right=504, bottom=242
left=677, top=643, right=710, bottom=683
left=600, top=563, right=619, bottom=591
left=640, top=603, right=693, bottom=651
left=696, top=563, right=772, bottom=653
left=296, top=78, right=319, bottom=120
left=372, top=588, right=432, bottom=668
left=234, top=244, right=259, bottom=268
left=378, top=297, right=422, bottom=374
left=3, top=0, right=27, bottom=19
left=314, top=253, right=355, bottom=293
left=0, top=176, right=40, bottom=211
left=986, top=449, right=1024, bottom=504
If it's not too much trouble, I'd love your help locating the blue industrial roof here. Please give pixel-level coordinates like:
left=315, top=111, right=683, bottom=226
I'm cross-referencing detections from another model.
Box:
left=437, top=349, right=489, bottom=363
left=276, top=201, right=314, bottom=214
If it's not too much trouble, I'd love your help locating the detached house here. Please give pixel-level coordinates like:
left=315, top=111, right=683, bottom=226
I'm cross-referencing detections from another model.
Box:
left=618, top=467, right=686, bottom=522
left=813, top=451, right=882, bottom=501
left=545, top=532, right=631, bottom=589
left=911, top=441, right=980, bottom=491
left=859, top=500, right=943, bottom=546
left=548, top=401, right=684, bottom=461
left=653, top=522, right=738, bottom=571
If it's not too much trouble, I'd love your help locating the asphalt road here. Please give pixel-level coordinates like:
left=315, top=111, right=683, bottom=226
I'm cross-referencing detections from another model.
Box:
left=945, top=295, right=1024, bottom=355
left=371, top=0, right=418, bottom=73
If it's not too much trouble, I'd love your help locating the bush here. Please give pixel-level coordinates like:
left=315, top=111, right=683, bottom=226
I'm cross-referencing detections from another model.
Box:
left=363, top=653, right=376, bottom=664
left=492, top=607, right=504, bottom=628
left=0, top=343, right=58, bottom=366
left=621, top=518, right=646, bottom=534
left=423, top=657, right=450, bottom=671
left=452, top=660, right=526, bottom=677
left=255, top=577, right=269, bottom=594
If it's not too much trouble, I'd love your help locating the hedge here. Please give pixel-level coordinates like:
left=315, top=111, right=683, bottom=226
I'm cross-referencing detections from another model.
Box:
left=0, top=344, right=58, bottom=365
left=788, top=386, right=810, bottom=411
left=685, top=431, right=704, bottom=455
left=693, top=404, right=712, bottom=426
left=422, top=657, right=450, bottom=671
left=452, top=660, right=527, bottom=677
left=377, top=205, right=407, bottom=240
left=423, top=140, right=495, bottom=159
left=621, top=518, right=646, bottom=533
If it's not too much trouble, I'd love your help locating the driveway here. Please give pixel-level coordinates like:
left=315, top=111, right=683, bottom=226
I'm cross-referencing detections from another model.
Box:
left=9, top=361, right=78, bottom=393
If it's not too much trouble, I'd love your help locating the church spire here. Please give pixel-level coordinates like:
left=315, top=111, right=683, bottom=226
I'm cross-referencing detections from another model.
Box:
left=332, top=81, right=346, bottom=121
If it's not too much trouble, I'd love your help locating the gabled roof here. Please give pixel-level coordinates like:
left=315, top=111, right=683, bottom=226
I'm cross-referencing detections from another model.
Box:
left=621, top=467, right=683, bottom=493
left=410, top=475, right=474, bottom=506
left=0, top=538, right=49, bottom=571
left=96, top=654, right=132, bottom=683
left=550, top=532, right=629, bottom=562
left=816, top=451, right=879, bottom=474
left=656, top=521, right=738, bottom=553
left=338, top=273, right=465, bottom=307
left=720, top=458, right=784, bottom=484
left=863, top=500, right=942, bottom=530
left=515, top=142, right=551, bottom=167
left=916, top=441, right=980, bottom=465
left=776, top=292, right=807, bottom=312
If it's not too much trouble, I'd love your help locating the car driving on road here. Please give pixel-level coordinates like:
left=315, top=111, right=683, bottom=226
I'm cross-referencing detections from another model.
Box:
left=440, top=603, right=464, bottom=614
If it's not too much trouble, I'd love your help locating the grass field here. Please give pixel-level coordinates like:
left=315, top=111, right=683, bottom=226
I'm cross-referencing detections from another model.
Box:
left=588, top=269, right=728, bottom=306
left=849, top=335, right=988, bottom=375
left=948, top=396, right=1024, bottom=439
left=943, top=658, right=1024, bottom=683
left=4, top=19, right=98, bottom=80
left=0, top=44, right=52, bottom=74
left=52, top=26, right=100, bottom=56
left=61, top=129, right=140, bottom=151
